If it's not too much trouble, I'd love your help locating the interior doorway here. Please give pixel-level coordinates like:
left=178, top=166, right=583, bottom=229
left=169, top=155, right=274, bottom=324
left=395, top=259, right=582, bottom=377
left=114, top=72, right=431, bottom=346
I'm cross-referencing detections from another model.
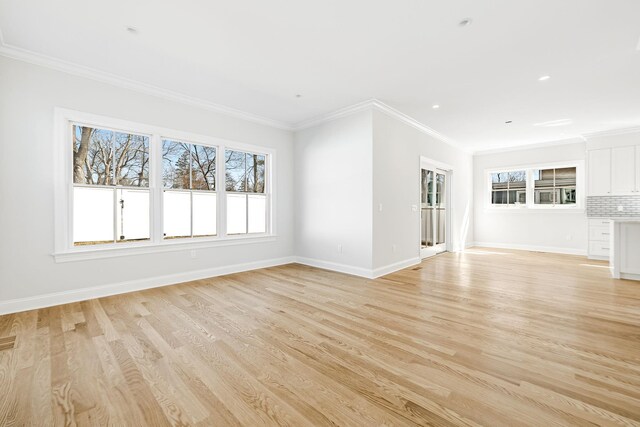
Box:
left=420, top=162, right=450, bottom=259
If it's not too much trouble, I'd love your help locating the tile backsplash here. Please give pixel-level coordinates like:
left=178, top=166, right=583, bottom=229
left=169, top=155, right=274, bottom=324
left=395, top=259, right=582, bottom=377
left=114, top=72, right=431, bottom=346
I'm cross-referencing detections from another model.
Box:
left=586, top=195, right=640, bottom=217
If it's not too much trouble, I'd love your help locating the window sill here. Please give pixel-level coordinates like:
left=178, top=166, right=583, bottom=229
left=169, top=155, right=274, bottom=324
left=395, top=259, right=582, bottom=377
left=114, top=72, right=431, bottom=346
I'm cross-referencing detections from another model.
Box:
left=484, top=206, right=585, bottom=214
left=53, top=234, right=277, bottom=263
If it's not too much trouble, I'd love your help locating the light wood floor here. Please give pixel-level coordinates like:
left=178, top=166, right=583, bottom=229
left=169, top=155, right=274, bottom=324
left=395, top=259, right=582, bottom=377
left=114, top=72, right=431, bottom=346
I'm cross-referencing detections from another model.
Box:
left=1, top=248, right=640, bottom=426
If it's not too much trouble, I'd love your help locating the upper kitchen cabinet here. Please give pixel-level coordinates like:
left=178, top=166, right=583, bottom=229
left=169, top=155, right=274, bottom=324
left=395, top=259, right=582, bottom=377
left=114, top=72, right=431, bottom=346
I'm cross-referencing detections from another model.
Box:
left=586, top=130, right=640, bottom=196
left=587, top=148, right=611, bottom=195
left=611, top=146, right=636, bottom=194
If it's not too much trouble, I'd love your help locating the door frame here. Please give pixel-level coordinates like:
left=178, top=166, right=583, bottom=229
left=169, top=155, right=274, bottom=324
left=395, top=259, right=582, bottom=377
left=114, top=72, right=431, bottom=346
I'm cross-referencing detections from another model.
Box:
left=419, top=156, right=453, bottom=259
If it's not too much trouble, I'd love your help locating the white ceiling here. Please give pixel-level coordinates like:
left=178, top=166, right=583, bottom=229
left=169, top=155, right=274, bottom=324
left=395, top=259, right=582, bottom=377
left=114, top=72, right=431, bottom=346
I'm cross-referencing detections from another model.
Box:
left=1, top=0, right=639, bottom=151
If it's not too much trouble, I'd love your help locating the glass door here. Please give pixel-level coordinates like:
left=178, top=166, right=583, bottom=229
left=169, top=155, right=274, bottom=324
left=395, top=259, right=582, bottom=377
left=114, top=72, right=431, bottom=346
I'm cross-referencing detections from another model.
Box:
left=421, top=167, right=447, bottom=258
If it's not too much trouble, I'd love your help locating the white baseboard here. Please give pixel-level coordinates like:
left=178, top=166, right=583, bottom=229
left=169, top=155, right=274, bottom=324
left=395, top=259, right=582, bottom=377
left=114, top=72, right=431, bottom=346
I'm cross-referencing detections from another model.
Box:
left=471, top=242, right=587, bottom=256
left=293, top=257, right=374, bottom=278
left=0, top=256, right=296, bottom=315
left=371, top=257, right=421, bottom=278
left=293, top=256, right=422, bottom=279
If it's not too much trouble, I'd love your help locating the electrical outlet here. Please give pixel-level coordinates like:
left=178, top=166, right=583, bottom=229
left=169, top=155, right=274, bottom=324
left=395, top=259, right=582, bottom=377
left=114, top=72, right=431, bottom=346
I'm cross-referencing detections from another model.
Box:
left=378, top=203, right=383, bottom=212
left=190, top=250, right=197, bottom=259
left=411, top=205, right=418, bottom=212
left=392, top=244, right=397, bottom=253
left=617, top=205, right=624, bottom=212
left=338, top=244, right=343, bottom=254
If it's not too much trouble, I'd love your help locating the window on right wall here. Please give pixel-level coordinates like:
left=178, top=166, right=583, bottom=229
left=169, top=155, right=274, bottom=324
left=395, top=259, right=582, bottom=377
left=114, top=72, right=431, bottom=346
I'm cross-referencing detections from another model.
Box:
left=487, top=164, right=581, bottom=209
left=533, top=167, right=577, bottom=206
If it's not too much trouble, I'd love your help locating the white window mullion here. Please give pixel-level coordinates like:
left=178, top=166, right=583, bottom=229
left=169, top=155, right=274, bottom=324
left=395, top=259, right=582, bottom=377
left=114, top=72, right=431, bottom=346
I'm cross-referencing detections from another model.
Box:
left=526, top=169, right=534, bottom=208
left=219, top=145, right=227, bottom=238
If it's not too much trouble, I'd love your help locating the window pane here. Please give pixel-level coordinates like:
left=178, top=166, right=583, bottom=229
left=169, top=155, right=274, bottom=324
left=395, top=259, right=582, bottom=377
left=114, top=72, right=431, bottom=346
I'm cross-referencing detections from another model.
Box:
left=248, top=194, right=266, bottom=233
left=421, top=169, right=428, bottom=204
left=435, top=173, right=445, bottom=207
left=115, top=133, right=150, bottom=187
left=192, top=192, right=217, bottom=237
left=560, top=188, right=576, bottom=204
left=534, top=169, right=554, bottom=189
left=247, top=154, right=266, bottom=193
left=73, top=186, right=114, bottom=245
left=192, top=145, right=216, bottom=191
left=225, top=150, right=246, bottom=192
left=507, top=170, right=526, bottom=205
left=556, top=167, right=577, bottom=205
left=73, top=125, right=114, bottom=185
left=492, top=191, right=508, bottom=204
left=492, top=170, right=526, bottom=205
left=535, top=189, right=557, bottom=204
left=227, top=193, right=247, bottom=234
left=163, top=140, right=191, bottom=189
left=491, top=172, right=509, bottom=184
left=534, top=167, right=577, bottom=205
left=491, top=172, right=509, bottom=195
left=508, top=171, right=526, bottom=188
left=164, top=190, right=191, bottom=238
left=116, top=189, right=150, bottom=242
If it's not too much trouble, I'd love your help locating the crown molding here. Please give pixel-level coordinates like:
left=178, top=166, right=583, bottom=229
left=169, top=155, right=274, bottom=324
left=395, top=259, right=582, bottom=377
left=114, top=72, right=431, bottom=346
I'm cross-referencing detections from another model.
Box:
left=473, top=136, right=586, bottom=156
left=0, top=39, right=293, bottom=131
left=293, top=98, right=468, bottom=153
left=292, top=99, right=375, bottom=130
left=369, top=100, right=469, bottom=152
left=581, top=125, right=640, bottom=140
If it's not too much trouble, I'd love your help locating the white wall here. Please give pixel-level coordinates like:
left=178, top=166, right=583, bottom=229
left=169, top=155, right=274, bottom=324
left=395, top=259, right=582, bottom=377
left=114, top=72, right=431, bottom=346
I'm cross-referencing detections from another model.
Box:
left=473, top=141, right=588, bottom=255
left=0, top=56, right=294, bottom=305
left=372, top=110, right=474, bottom=271
left=294, top=111, right=373, bottom=273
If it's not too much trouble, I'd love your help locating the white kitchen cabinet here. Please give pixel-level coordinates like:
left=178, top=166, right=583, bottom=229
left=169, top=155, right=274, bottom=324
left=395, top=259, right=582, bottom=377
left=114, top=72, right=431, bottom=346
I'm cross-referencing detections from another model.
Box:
left=636, top=145, right=640, bottom=193
left=610, top=220, right=640, bottom=280
left=588, top=218, right=610, bottom=260
left=587, top=148, right=611, bottom=195
left=611, top=146, right=636, bottom=194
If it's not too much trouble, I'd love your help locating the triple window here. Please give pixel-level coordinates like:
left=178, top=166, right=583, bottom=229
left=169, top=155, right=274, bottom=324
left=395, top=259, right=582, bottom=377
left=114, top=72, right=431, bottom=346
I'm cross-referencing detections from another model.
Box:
left=71, top=122, right=270, bottom=248
left=488, top=165, right=579, bottom=208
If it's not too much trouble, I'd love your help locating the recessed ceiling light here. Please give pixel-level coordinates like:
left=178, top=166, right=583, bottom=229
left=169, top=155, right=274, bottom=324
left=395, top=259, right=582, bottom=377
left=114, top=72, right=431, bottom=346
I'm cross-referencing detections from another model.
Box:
left=125, top=26, right=139, bottom=34
left=505, top=120, right=513, bottom=124
left=538, top=75, right=551, bottom=81
left=432, top=104, right=440, bottom=109
left=458, top=18, right=472, bottom=27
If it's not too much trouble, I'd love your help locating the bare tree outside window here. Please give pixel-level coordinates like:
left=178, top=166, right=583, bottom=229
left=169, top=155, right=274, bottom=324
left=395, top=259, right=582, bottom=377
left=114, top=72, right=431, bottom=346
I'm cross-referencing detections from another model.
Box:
left=73, top=126, right=148, bottom=186
left=162, top=139, right=217, bottom=239
left=72, top=125, right=150, bottom=245
left=225, top=149, right=267, bottom=234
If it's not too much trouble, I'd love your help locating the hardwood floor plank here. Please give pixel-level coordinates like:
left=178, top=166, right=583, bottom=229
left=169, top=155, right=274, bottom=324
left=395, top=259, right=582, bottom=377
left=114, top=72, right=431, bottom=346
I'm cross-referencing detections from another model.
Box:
left=1, top=248, right=639, bottom=426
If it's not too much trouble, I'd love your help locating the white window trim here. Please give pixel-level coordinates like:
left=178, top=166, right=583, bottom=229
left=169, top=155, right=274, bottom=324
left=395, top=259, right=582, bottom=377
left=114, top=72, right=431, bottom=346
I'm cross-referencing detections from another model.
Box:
left=53, top=108, right=276, bottom=263
left=484, top=160, right=585, bottom=212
